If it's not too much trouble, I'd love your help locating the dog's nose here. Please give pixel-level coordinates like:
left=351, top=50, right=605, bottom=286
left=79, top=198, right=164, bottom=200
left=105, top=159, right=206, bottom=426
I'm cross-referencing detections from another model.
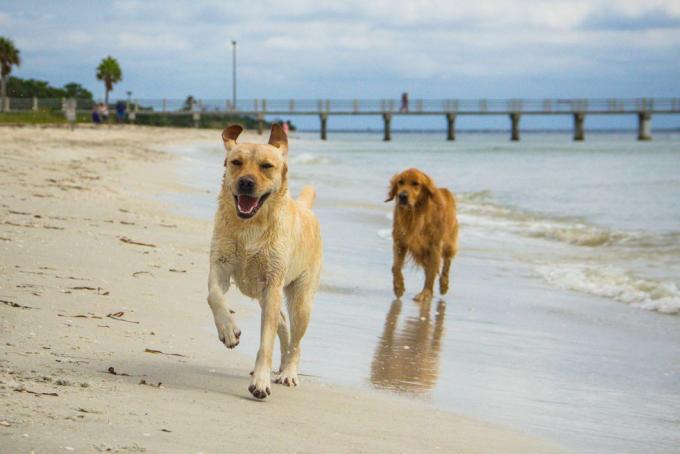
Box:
left=398, top=192, right=408, bottom=204
left=238, top=176, right=256, bottom=194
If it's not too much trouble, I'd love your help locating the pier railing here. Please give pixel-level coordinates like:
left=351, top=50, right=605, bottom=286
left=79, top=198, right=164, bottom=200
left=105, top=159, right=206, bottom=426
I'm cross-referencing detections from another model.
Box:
left=2, top=97, right=679, bottom=141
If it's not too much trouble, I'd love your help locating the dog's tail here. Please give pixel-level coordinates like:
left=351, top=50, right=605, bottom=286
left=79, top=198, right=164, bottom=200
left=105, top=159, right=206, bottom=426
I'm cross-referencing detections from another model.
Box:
left=297, top=185, right=316, bottom=209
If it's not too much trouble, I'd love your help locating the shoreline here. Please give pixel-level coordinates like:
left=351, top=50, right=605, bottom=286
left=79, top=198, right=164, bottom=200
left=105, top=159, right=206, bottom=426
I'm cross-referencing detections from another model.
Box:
left=0, top=126, right=558, bottom=453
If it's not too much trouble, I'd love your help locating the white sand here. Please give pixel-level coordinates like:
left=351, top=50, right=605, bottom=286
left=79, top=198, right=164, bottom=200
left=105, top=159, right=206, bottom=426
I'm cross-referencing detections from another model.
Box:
left=0, top=125, right=559, bottom=453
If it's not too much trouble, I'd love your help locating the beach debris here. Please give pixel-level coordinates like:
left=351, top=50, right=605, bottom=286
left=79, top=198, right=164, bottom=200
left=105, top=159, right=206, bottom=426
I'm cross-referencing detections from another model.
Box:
left=132, top=271, right=154, bottom=278
left=0, top=236, right=11, bottom=241
left=120, top=237, right=156, bottom=248
left=106, top=366, right=130, bottom=377
left=55, top=379, right=71, bottom=386
left=159, top=223, right=176, bottom=228
left=161, top=428, right=172, bottom=433
left=118, top=208, right=130, bottom=213
left=120, top=220, right=136, bottom=225
left=58, top=313, right=103, bottom=320
left=13, top=387, right=59, bottom=397
left=0, top=420, right=11, bottom=427
left=144, top=348, right=186, bottom=358
left=138, top=379, right=163, bottom=388
left=9, top=209, right=32, bottom=215
left=77, top=408, right=100, bottom=414
left=67, top=286, right=109, bottom=295
left=168, top=269, right=186, bottom=273
left=1, top=299, right=33, bottom=309
left=106, top=312, right=139, bottom=324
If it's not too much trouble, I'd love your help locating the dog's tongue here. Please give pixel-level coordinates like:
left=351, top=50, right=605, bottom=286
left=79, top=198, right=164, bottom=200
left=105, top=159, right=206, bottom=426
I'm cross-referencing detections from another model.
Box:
left=237, top=195, right=259, bottom=213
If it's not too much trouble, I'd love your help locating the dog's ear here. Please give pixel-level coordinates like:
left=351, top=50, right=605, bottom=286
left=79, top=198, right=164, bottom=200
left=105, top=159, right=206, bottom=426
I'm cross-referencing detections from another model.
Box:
left=420, top=174, right=440, bottom=205
left=222, top=124, right=243, bottom=152
left=268, top=123, right=288, bottom=158
left=385, top=173, right=399, bottom=202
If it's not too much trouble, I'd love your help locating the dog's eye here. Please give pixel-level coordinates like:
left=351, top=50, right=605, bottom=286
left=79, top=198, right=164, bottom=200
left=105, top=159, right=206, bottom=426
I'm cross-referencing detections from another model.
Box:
left=398, top=180, right=404, bottom=185
left=260, top=162, right=274, bottom=170
left=411, top=181, right=419, bottom=187
left=230, top=159, right=242, bottom=166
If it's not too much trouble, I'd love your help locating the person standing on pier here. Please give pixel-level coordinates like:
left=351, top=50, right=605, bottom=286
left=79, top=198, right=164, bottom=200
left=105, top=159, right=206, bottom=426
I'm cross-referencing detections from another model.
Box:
left=400, top=92, right=409, bottom=112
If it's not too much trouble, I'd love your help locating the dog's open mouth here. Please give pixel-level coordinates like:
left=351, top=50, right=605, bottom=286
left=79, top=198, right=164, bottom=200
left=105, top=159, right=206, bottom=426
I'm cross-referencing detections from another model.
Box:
left=234, top=193, right=270, bottom=219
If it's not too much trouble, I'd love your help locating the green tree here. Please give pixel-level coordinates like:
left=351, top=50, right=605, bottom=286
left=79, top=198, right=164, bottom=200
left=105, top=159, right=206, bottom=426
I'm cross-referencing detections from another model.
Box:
left=63, top=82, right=93, bottom=100
left=96, top=56, right=122, bottom=105
left=0, top=37, right=21, bottom=111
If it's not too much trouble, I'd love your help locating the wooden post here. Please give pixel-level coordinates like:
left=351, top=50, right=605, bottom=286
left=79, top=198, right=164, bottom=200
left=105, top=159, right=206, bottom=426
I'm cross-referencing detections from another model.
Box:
left=32, top=97, right=38, bottom=111
left=446, top=113, right=456, bottom=141
left=383, top=112, right=392, bottom=142
left=638, top=112, right=652, bottom=141
left=192, top=100, right=200, bottom=128
left=510, top=113, right=520, bottom=141
left=129, top=100, right=137, bottom=123
left=319, top=113, right=328, bottom=140
left=573, top=113, right=585, bottom=141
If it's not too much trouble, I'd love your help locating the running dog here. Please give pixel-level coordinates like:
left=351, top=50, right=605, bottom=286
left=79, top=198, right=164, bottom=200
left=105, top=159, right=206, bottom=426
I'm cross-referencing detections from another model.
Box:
left=207, top=124, right=322, bottom=399
left=386, top=168, right=458, bottom=302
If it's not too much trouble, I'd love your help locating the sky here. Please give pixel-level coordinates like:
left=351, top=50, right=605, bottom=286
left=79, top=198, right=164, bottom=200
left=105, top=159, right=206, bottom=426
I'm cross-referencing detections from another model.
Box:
left=1, top=0, right=679, bottom=129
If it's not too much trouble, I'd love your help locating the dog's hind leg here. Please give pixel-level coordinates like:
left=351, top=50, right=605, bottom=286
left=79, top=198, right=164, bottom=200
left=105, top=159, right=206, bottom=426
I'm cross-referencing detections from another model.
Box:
left=439, top=248, right=453, bottom=295
left=275, top=278, right=314, bottom=387
left=277, top=310, right=290, bottom=372
left=207, top=262, right=241, bottom=349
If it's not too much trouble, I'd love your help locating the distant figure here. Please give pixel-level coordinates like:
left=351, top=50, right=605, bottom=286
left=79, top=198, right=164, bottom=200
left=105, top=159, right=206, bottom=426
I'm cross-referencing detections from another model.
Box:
left=91, top=104, right=101, bottom=124
left=100, top=103, right=110, bottom=123
left=115, top=101, right=126, bottom=124
left=400, top=92, right=409, bottom=112
left=282, top=120, right=289, bottom=136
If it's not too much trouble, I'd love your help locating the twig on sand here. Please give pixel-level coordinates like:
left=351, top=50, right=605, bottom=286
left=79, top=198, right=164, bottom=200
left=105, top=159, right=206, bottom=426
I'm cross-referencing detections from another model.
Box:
left=144, top=348, right=187, bottom=358
left=120, top=237, right=157, bottom=248
left=106, top=366, right=130, bottom=376
left=14, top=387, right=59, bottom=397
left=106, top=311, right=139, bottom=324
left=67, top=286, right=110, bottom=295
left=1, top=299, right=33, bottom=309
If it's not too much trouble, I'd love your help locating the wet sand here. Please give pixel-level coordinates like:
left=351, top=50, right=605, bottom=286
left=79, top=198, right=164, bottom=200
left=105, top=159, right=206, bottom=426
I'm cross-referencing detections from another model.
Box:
left=0, top=126, right=557, bottom=453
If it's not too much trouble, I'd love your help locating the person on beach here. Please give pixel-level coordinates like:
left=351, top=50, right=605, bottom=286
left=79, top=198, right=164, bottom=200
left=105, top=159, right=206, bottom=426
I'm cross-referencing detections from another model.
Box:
left=100, top=103, right=110, bottom=123
left=115, top=101, right=126, bottom=124
left=400, top=92, right=409, bottom=112
left=91, top=103, right=101, bottom=124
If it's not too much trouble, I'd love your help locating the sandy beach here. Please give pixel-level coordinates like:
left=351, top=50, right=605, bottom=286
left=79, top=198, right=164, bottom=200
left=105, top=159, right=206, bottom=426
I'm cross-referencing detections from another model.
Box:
left=0, top=126, right=557, bottom=453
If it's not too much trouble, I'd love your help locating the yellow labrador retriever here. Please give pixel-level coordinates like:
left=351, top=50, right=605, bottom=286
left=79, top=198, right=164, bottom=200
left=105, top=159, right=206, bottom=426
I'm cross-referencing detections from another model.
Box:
left=207, top=124, right=322, bottom=399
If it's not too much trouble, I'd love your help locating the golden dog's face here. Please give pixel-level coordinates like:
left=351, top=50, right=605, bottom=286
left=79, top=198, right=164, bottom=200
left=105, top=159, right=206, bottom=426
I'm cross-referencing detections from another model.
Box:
left=386, top=168, right=434, bottom=209
left=222, top=124, right=288, bottom=219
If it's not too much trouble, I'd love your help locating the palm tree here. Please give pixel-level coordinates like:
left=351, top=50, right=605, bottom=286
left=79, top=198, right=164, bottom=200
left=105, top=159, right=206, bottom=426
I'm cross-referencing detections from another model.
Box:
left=0, top=37, right=21, bottom=112
left=96, top=56, right=122, bottom=106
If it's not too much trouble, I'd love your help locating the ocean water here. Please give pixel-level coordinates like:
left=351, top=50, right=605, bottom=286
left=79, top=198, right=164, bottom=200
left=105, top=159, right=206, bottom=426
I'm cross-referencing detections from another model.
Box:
left=166, top=132, right=680, bottom=453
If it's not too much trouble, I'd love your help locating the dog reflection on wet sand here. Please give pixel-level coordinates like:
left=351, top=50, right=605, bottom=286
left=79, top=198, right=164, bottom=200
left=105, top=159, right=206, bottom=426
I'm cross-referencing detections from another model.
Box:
left=370, top=299, right=446, bottom=393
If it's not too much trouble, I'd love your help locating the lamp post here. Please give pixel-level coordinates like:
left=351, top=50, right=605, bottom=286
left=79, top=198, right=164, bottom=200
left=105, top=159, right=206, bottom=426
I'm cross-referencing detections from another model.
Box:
left=231, top=40, right=237, bottom=111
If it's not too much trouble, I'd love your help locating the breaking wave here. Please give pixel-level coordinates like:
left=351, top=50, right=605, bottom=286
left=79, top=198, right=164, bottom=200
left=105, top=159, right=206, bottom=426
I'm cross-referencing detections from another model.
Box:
left=536, top=264, right=680, bottom=314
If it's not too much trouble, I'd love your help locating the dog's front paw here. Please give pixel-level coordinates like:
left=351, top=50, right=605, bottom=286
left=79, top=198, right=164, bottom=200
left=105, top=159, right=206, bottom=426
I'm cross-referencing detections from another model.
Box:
left=393, top=277, right=405, bottom=298
left=413, top=289, right=433, bottom=303
left=215, top=316, right=241, bottom=349
left=274, top=364, right=299, bottom=387
left=248, top=369, right=272, bottom=399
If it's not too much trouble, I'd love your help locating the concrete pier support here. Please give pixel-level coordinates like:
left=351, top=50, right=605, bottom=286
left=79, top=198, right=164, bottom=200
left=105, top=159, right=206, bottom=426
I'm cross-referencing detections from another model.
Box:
left=510, top=113, right=521, bottom=141
left=320, top=113, right=328, bottom=140
left=446, top=113, right=456, bottom=141
left=383, top=113, right=392, bottom=142
left=638, top=112, right=651, bottom=141
left=257, top=114, right=264, bottom=135
left=573, top=112, right=585, bottom=141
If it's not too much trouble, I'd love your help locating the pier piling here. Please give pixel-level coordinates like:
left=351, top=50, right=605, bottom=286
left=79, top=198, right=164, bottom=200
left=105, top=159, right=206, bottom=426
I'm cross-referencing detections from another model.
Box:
left=637, top=112, right=651, bottom=140
left=510, top=113, right=521, bottom=141
left=320, top=113, right=328, bottom=140
left=573, top=113, right=585, bottom=141
left=383, top=113, right=392, bottom=142
left=446, top=113, right=456, bottom=141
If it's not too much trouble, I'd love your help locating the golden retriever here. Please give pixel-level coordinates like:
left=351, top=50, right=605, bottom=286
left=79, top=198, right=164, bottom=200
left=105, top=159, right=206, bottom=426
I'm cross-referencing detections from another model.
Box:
left=207, top=124, right=322, bottom=399
left=385, top=168, right=458, bottom=302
